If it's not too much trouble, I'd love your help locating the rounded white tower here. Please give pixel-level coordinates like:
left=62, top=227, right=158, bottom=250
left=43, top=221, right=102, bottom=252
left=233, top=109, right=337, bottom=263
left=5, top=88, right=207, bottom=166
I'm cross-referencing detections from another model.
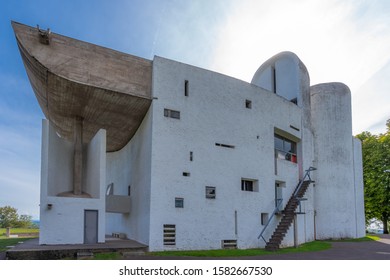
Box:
left=310, top=82, right=357, bottom=239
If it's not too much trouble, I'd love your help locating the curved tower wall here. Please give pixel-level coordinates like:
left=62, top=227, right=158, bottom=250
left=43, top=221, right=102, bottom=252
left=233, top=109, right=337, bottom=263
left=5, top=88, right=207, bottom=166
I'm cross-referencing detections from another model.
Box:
left=251, top=51, right=309, bottom=108
left=310, top=83, right=357, bottom=239
left=251, top=52, right=314, bottom=175
left=251, top=52, right=316, bottom=244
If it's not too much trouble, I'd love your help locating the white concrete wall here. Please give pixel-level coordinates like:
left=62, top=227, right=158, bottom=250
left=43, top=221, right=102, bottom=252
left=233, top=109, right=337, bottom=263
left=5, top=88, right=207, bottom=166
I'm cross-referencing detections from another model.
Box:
left=45, top=120, right=74, bottom=196
left=40, top=120, right=106, bottom=244
left=311, top=83, right=359, bottom=239
left=148, top=56, right=305, bottom=251
left=83, top=130, right=106, bottom=199
left=105, top=107, right=152, bottom=245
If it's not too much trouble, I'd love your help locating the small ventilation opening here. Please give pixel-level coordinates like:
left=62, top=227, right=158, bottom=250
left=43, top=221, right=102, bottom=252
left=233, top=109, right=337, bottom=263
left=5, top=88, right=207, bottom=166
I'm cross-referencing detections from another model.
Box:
left=163, top=224, right=176, bottom=246
left=245, top=99, right=252, bottom=109
left=215, top=143, right=235, bottom=149
left=222, top=240, right=237, bottom=249
left=182, top=172, right=190, bottom=177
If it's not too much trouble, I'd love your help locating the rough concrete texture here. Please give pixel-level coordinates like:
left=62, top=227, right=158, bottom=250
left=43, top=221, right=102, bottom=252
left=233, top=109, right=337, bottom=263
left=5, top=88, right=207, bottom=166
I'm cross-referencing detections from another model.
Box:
left=12, top=21, right=152, bottom=152
left=310, top=83, right=364, bottom=239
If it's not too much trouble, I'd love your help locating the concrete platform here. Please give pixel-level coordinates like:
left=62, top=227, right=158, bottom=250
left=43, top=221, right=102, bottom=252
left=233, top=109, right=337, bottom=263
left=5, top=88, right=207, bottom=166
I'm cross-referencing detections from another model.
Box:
left=5, top=237, right=148, bottom=260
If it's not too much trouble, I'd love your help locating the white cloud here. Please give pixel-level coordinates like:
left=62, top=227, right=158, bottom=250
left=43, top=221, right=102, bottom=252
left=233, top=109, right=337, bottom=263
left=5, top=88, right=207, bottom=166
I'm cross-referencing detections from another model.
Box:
left=209, top=0, right=390, bottom=134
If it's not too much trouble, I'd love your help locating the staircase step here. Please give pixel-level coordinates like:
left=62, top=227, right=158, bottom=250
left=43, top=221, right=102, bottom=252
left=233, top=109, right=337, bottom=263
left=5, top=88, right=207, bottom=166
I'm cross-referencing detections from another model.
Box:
left=261, top=171, right=315, bottom=251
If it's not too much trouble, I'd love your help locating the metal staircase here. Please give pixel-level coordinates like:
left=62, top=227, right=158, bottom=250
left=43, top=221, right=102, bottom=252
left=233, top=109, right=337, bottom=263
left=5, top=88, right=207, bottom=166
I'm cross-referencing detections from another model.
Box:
left=258, top=167, right=316, bottom=251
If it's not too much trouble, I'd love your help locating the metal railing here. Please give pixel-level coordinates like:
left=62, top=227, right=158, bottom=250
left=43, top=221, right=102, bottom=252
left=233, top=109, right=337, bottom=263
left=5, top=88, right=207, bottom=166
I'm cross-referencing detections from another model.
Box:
left=258, top=198, right=284, bottom=243
left=292, top=166, right=316, bottom=198
left=257, top=167, right=316, bottom=243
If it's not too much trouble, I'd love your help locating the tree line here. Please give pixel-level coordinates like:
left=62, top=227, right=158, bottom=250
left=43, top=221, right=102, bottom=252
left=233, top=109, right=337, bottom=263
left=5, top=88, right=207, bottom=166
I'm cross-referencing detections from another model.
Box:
left=0, top=205, right=36, bottom=228
left=356, top=119, right=390, bottom=234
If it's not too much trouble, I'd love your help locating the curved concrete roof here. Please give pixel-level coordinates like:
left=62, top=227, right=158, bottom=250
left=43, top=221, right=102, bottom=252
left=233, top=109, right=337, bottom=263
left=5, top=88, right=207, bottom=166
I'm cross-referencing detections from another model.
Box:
left=251, top=51, right=309, bottom=86
left=12, top=21, right=152, bottom=152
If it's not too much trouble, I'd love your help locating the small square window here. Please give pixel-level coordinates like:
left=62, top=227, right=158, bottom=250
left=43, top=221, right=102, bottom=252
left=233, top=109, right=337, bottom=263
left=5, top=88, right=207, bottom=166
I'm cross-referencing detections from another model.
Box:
left=245, top=99, right=252, bottom=109
left=241, top=179, right=258, bottom=192
left=175, top=198, right=184, bottom=208
left=182, top=172, right=190, bottom=177
left=241, top=180, right=253, bottom=191
left=206, top=186, right=216, bottom=199
left=261, top=213, right=269, bottom=225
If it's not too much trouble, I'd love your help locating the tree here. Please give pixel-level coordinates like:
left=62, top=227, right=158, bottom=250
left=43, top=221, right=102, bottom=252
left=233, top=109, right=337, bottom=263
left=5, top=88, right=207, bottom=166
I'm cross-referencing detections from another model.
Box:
left=16, top=214, right=33, bottom=228
left=0, top=206, right=19, bottom=228
left=356, top=120, right=390, bottom=234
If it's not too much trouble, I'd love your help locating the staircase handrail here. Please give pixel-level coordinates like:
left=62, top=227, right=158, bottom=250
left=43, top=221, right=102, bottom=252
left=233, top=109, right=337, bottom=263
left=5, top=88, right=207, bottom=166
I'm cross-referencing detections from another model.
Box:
left=257, top=166, right=316, bottom=243
left=292, top=166, right=316, bottom=198
left=257, top=198, right=283, bottom=243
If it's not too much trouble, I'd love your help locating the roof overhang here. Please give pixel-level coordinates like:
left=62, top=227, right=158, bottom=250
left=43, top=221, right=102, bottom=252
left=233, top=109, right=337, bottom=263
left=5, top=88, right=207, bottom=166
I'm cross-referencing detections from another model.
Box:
left=12, top=21, right=153, bottom=152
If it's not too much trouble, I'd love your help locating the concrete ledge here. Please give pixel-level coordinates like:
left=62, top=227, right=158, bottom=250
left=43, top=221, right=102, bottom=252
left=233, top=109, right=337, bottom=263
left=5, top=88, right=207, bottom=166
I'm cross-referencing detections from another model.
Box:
left=6, top=238, right=148, bottom=260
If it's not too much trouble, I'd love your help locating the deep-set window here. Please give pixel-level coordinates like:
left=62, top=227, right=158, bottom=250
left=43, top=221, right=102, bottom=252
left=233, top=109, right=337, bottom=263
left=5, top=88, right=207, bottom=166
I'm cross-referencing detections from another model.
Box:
left=261, top=213, right=269, bottom=225
left=241, top=180, right=253, bottom=191
left=241, top=179, right=258, bottom=192
left=272, top=66, right=277, bottom=93
left=175, top=198, right=184, bottom=208
left=184, top=80, right=189, bottom=97
left=274, top=134, right=297, bottom=163
left=245, top=99, right=252, bottom=109
left=205, top=186, right=216, bottom=199
left=164, top=108, right=180, bottom=119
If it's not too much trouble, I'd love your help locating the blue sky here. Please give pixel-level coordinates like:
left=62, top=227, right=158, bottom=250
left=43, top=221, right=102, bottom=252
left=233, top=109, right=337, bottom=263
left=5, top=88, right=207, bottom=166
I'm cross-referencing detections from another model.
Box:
left=1, top=0, right=389, bottom=219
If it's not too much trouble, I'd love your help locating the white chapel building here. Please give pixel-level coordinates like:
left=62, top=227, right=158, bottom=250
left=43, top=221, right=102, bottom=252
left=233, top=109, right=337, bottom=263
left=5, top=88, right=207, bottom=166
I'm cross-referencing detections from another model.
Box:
left=13, top=22, right=365, bottom=251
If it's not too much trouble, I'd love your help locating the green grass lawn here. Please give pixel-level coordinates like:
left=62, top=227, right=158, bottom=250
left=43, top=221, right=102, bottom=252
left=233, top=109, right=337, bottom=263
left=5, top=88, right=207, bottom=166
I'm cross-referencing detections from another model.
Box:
left=325, top=235, right=380, bottom=242
left=0, top=228, right=39, bottom=236
left=151, top=235, right=380, bottom=258
left=87, top=241, right=331, bottom=259
left=93, top=252, right=122, bottom=260
left=151, top=241, right=331, bottom=258
left=0, top=238, right=34, bottom=252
